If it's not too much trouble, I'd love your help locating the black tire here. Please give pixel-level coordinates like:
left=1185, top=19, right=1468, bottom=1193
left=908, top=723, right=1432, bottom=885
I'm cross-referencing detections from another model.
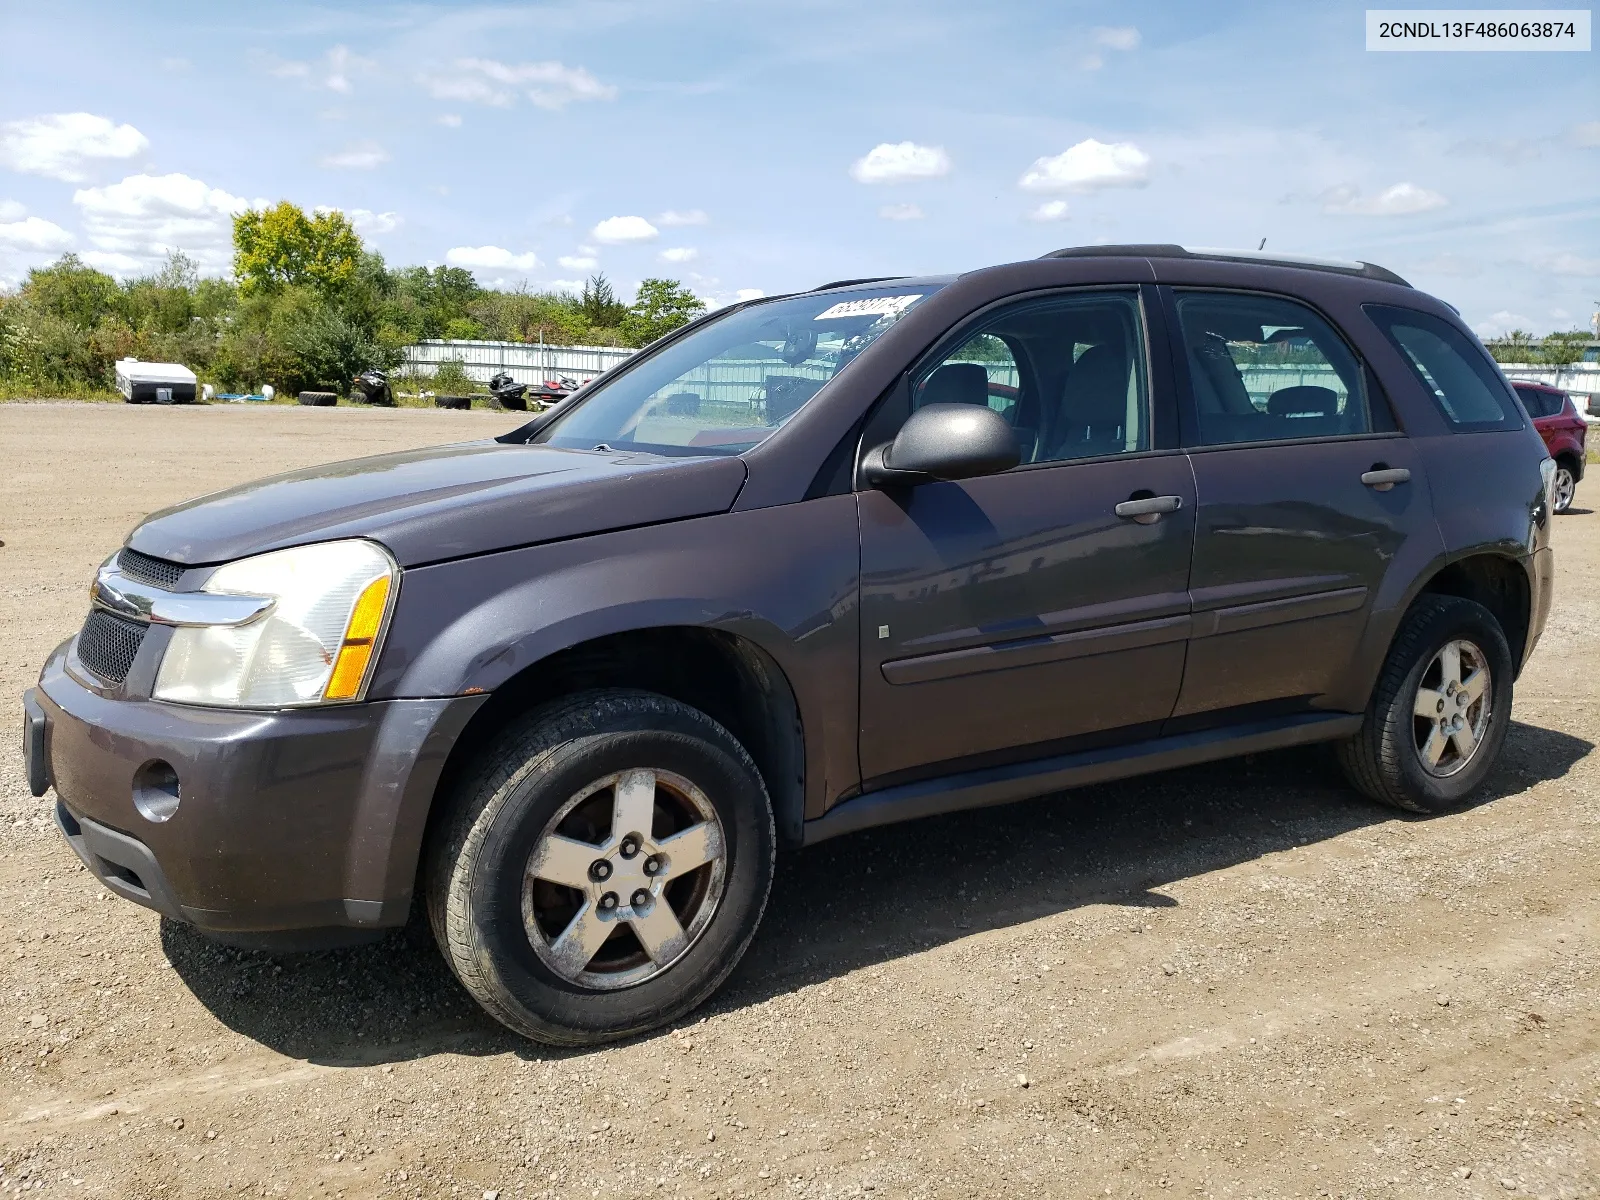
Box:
left=1336, top=595, right=1513, bottom=814
left=425, top=690, right=776, bottom=1045
left=435, top=394, right=473, bottom=410
left=494, top=394, right=528, bottom=412
left=297, top=391, right=337, bottom=407
left=1552, top=460, right=1578, bottom=514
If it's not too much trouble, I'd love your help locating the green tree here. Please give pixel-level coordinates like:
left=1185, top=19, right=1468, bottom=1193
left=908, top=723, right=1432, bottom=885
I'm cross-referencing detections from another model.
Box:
left=1486, top=329, right=1535, bottom=364
left=233, top=202, right=364, bottom=299
left=1539, top=329, right=1590, bottom=369
left=579, top=273, right=628, bottom=329
left=621, top=278, right=706, bottom=347
left=21, top=254, right=120, bottom=328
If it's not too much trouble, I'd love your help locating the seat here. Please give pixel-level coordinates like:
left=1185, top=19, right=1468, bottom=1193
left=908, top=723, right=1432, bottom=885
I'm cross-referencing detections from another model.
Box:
left=1048, top=344, right=1129, bottom=459
left=918, top=362, right=990, bottom=407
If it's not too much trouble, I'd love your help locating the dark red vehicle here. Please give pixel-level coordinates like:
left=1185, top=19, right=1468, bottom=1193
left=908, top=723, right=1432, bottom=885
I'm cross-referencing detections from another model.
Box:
left=1513, top=382, right=1586, bottom=512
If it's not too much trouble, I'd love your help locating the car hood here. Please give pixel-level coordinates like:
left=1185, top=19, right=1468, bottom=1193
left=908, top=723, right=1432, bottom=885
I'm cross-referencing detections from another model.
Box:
left=126, top=440, right=749, bottom=567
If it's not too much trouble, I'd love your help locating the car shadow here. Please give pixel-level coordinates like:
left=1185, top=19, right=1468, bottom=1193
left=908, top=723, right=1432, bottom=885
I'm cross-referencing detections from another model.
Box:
left=162, top=718, right=1592, bottom=1066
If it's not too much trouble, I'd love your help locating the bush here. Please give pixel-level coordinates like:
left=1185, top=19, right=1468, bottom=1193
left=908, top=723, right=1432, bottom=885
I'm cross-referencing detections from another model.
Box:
left=0, top=205, right=709, bottom=400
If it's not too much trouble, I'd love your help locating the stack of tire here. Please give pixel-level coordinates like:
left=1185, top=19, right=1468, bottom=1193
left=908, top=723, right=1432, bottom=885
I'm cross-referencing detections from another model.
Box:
left=435, top=395, right=474, bottom=410
left=297, top=391, right=337, bottom=407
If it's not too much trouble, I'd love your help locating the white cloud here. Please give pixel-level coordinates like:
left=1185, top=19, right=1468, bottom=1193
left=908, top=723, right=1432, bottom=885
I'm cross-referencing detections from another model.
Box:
left=72, top=172, right=256, bottom=274
left=659, top=247, right=698, bottom=263
left=1094, top=26, right=1141, bottom=51
left=1028, top=200, right=1071, bottom=222
left=437, top=114, right=463, bottom=128
left=591, top=215, right=658, bottom=244
left=735, top=288, right=765, bottom=302
left=1474, top=310, right=1537, bottom=337
left=1574, top=121, right=1600, bottom=147
left=1412, top=253, right=1479, bottom=277
left=1548, top=253, right=1600, bottom=276
left=324, top=46, right=366, bottom=95
left=0, top=113, right=149, bottom=183
left=258, top=46, right=372, bottom=93
left=543, top=278, right=585, bottom=292
left=658, top=209, right=709, bottom=227
left=558, top=253, right=599, bottom=270
left=421, top=59, right=617, bottom=110
left=0, top=215, right=73, bottom=251
left=0, top=199, right=25, bottom=221
left=878, top=203, right=924, bottom=221
left=81, top=251, right=144, bottom=273
left=850, top=141, right=952, bottom=184
left=320, top=142, right=390, bottom=170
left=1322, top=182, right=1447, bottom=216
left=318, top=207, right=401, bottom=236
left=446, top=245, right=541, bottom=270
left=1019, top=139, right=1150, bottom=191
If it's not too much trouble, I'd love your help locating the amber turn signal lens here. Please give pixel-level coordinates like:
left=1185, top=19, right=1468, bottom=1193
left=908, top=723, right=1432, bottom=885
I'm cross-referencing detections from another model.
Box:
left=324, top=575, right=392, bottom=700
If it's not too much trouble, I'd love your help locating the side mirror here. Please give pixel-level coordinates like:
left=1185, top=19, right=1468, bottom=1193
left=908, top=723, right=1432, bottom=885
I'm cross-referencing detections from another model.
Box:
left=862, top=403, right=1021, bottom=487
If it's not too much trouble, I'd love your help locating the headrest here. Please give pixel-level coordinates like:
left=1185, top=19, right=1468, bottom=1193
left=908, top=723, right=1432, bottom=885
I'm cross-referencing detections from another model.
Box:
left=1061, top=344, right=1129, bottom=424
left=919, top=362, right=990, bottom=407
left=1266, top=385, right=1337, bottom=416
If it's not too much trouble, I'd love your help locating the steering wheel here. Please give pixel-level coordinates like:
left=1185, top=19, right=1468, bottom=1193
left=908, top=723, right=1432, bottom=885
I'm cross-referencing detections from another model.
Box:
left=779, top=327, right=818, bottom=365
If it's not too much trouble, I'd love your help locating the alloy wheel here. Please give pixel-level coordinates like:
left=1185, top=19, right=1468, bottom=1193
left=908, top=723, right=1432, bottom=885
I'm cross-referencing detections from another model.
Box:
left=1412, top=639, right=1492, bottom=778
left=522, top=768, right=726, bottom=990
left=1553, top=466, right=1576, bottom=513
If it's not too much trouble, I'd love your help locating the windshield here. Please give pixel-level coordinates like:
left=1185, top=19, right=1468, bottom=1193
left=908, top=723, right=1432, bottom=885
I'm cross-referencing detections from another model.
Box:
left=535, top=284, right=942, bottom=455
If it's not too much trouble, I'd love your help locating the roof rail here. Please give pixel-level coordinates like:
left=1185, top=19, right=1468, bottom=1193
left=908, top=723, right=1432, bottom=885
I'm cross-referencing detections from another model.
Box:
left=810, top=276, right=906, bottom=292
left=1042, top=244, right=1411, bottom=287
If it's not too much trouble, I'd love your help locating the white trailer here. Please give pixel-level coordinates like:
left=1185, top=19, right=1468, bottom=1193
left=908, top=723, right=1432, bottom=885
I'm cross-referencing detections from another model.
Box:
left=115, top=358, right=198, bottom=405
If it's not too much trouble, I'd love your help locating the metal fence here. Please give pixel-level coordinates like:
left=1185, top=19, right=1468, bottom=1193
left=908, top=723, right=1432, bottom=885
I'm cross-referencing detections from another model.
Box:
left=400, top=340, right=636, bottom=387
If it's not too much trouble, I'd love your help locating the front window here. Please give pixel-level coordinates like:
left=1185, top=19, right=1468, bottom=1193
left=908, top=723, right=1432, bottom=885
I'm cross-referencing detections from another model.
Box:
left=536, top=284, right=942, bottom=455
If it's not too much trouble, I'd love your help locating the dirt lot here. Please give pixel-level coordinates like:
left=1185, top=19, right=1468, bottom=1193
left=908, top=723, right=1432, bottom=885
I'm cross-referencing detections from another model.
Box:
left=1, top=402, right=1596, bottom=1200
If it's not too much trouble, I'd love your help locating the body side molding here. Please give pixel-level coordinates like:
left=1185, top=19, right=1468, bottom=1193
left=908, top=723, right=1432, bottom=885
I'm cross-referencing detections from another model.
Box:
left=803, top=711, right=1363, bottom=844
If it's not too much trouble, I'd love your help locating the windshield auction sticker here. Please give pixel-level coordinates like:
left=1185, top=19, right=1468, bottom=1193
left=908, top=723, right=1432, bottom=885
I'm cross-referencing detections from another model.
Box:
left=814, top=295, right=923, bottom=321
left=1367, top=9, right=1591, bottom=49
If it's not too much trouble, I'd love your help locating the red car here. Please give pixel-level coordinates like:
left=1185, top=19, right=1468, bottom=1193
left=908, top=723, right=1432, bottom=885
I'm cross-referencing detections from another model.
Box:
left=1513, top=382, right=1587, bottom=513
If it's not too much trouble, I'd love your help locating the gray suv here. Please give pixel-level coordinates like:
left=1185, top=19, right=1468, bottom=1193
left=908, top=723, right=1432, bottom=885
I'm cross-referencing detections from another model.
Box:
left=22, top=245, right=1557, bottom=1045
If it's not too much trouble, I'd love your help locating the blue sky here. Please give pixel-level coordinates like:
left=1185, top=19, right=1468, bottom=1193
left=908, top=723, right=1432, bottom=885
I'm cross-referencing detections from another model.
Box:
left=0, top=0, right=1595, bottom=335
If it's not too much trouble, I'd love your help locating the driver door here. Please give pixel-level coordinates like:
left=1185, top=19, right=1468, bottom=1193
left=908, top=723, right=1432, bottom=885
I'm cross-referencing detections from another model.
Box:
left=856, top=289, right=1196, bottom=786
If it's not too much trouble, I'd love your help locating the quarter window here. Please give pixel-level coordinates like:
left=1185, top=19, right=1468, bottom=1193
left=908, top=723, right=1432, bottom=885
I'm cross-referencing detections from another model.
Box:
left=1174, top=292, right=1370, bottom=446
left=912, top=291, right=1149, bottom=465
left=1365, top=305, right=1521, bottom=430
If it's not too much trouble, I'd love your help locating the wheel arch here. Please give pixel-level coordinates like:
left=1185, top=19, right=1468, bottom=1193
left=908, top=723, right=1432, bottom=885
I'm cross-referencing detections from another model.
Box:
left=1412, top=551, right=1532, bottom=671
left=425, top=625, right=808, bottom=856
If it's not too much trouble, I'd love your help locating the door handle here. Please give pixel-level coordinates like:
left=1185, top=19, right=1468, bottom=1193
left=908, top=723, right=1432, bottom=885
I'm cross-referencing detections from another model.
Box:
left=1115, top=495, right=1183, bottom=524
left=1360, top=467, right=1411, bottom=491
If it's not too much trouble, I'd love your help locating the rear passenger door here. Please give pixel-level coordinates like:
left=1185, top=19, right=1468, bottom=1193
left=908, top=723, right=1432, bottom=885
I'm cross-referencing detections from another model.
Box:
left=1163, top=288, right=1439, bottom=720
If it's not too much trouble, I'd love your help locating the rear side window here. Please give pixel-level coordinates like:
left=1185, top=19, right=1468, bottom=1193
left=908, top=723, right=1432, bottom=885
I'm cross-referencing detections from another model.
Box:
left=1173, top=291, right=1370, bottom=446
left=1514, top=386, right=1548, bottom=417
left=1366, top=305, right=1521, bottom=431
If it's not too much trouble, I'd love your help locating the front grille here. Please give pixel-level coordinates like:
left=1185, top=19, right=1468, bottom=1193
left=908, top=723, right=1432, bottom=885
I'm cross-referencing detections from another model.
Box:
left=118, top=548, right=185, bottom=588
left=77, top=610, right=148, bottom=684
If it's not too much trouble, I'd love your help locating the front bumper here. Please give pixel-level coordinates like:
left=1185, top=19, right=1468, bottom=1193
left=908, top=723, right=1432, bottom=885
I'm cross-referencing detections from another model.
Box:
left=27, top=640, right=485, bottom=936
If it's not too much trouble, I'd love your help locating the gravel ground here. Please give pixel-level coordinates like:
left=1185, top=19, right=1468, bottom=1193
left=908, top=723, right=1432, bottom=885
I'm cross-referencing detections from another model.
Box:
left=1, top=402, right=1596, bottom=1200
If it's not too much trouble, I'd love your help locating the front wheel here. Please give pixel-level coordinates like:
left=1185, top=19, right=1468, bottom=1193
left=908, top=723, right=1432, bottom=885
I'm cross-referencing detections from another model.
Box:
left=1337, top=595, right=1513, bottom=814
left=1552, top=463, right=1577, bottom=513
left=426, top=690, right=775, bottom=1045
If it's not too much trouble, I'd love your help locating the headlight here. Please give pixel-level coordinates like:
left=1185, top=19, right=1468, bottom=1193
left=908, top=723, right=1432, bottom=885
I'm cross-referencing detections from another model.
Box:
left=153, top=539, right=397, bottom=707
left=1539, top=456, right=1557, bottom=515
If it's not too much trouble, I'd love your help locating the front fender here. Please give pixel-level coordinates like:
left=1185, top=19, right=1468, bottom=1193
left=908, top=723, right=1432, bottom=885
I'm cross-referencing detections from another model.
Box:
left=369, top=496, right=863, bottom=814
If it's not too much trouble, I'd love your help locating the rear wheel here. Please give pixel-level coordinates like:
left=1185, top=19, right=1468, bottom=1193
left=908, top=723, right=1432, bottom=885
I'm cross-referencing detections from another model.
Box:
left=1337, top=595, right=1513, bottom=814
left=426, top=690, right=775, bottom=1045
left=1552, top=461, right=1577, bottom=513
